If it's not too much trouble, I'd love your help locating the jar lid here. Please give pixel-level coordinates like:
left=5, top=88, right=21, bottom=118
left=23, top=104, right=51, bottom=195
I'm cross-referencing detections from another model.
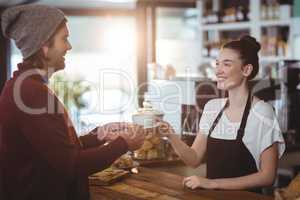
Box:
left=133, top=101, right=164, bottom=116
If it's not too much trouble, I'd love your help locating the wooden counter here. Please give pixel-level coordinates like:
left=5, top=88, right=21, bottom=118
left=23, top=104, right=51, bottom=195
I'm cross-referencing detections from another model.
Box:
left=90, top=167, right=274, bottom=200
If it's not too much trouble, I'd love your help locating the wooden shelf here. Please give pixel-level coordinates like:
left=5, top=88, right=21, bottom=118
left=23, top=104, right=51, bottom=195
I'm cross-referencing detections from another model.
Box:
left=260, top=56, right=290, bottom=62
left=202, top=56, right=291, bottom=63
left=200, top=19, right=291, bottom=31
left=201, top=22, right=251, bottom=31
left=259, top=19, right=292, bottom=27
left=138, top=0, right=195, bottom=3
left=137, top=0, right=196, bottom=7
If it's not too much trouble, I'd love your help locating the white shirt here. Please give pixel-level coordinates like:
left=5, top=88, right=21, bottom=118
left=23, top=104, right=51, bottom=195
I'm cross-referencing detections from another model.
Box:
left=199, top=98, right=285, bottom=170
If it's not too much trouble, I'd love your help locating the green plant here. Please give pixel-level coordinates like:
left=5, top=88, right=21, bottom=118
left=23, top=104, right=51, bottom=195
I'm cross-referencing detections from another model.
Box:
left=49, top=72, right=91, bottom=112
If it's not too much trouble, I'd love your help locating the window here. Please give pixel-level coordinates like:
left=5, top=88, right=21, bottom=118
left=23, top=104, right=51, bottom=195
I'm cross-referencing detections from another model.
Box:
left=156, top=7, right=201, bottom=77
left=10, top=15, right=138, bottom=134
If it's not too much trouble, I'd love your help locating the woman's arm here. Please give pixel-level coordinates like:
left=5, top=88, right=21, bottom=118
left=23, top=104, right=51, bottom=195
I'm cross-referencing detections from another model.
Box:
left=167, top=131, right=207, bottom=168
left=183, top=143, right=278, bottom=190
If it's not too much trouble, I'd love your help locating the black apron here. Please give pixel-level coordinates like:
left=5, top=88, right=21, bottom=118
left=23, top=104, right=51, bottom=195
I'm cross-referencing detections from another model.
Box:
left=206, top=93, right=262, bottom=193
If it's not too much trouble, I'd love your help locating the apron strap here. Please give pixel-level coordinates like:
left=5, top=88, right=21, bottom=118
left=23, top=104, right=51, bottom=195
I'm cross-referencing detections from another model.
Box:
left=208, top=100, right=228, bottom=137
left=207, top=92, right=252, bottom=140
left=236, top=92, right=252, bottom=140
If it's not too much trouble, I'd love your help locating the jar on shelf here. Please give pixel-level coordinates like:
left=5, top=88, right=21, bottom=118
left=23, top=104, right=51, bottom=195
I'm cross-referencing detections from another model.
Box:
left=266, top=0, right=274, bottom=19
left=261, top=0, right=268, bottom=20
left=236, top=6, right=244, bottom=21
left=272, top=2, right=280, bottom=19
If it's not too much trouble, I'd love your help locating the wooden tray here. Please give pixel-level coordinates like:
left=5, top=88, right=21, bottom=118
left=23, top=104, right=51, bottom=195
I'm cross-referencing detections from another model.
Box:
left=133, top=157, right=182, bottom=167
left=89, top=168, right=130, bottom=186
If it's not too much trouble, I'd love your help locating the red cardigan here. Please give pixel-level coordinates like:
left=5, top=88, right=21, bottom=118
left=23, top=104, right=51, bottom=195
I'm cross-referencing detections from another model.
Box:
left=0, top=68, right=128, bottom=200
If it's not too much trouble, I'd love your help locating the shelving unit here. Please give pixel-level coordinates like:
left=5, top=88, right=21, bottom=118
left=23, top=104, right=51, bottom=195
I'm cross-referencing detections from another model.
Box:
left=202, top=22, right=252, bottom=31
left=196, top=0, right=295, bottom=78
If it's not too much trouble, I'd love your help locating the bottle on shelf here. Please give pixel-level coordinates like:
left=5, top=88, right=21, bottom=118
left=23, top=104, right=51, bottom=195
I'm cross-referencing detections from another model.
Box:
left=272, top=0, right=280, bottom=19
left=264, top=0, right=281, bottom=20
left=222, top=7, right=236, bottom=23
left=236, top=6, right=244, bottom=22
left=261, top=0, right=268, bottom=20
left=211, top=11, right=219, bottom=24
left=266, top=0, right=274, bottom=20
left=261, top=25, right=290, bottom=57
left=242, top=6, right=249, bottom=21
left=203, top=11, right=219, bottom=24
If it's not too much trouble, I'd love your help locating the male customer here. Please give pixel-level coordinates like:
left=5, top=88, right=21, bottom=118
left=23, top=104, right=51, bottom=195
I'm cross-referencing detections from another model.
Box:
left=0, top=4, right=145, bottom=200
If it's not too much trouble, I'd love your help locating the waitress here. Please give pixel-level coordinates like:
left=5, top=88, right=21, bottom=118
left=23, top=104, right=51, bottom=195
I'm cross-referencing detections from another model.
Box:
left=160, top=35, right=285, bottom=192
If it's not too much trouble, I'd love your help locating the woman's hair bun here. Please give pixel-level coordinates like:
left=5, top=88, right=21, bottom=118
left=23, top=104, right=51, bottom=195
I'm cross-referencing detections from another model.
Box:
left=240, top=35, right=261, bottom=52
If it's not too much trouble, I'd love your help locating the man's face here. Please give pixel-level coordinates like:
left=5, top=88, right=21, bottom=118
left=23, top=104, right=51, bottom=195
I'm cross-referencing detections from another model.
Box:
left=44, top=23, right=72, bottom=72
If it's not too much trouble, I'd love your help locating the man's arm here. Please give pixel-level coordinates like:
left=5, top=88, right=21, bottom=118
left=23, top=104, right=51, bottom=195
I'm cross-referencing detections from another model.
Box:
left=79, top=122, right=133, bottom=149
left=18, top=80, right=128, bottom=179
left=79, top=127, right=105, bottom=149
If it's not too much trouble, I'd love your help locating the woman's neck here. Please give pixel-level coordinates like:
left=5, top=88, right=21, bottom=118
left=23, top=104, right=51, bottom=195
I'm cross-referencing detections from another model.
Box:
left=227, top=83, right=250, bottom=109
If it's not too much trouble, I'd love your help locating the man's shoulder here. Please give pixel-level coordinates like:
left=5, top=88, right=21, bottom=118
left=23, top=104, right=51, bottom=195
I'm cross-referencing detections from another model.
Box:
left=18, top=76, right=49, bottom=94
left=0, top=76, right=47, bottom=101
left=13, top=76, right=53, bottom=108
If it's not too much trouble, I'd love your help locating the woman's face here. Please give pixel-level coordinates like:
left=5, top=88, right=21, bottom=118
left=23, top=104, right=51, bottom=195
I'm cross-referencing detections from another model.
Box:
left=215, top=48, right=246, bottom=90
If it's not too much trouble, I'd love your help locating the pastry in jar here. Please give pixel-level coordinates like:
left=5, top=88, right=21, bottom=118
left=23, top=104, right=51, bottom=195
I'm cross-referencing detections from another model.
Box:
left=147, top=149, right=159, bottom=160
left=141, top=140, right=153, bottom=151
left=134, top=149, right=147, bottom=160
left=149, top=135, right=161, bottom=145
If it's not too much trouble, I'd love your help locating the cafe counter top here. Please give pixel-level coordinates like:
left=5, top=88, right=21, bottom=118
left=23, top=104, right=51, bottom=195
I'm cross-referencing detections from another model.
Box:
left=90, top=167, right=274, bottom=200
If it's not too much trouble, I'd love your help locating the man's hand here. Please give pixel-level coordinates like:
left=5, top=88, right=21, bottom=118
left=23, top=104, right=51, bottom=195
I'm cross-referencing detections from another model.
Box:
left=96, top=122, right=132, bottom=142
left=96, top=122, right=145, bottom=151
left=183, top=176, right=217, bottom=190
left=119, top=124, right=145, bottom=151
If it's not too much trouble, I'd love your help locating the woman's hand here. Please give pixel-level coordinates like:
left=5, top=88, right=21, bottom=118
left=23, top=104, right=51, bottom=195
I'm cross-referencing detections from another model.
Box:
left=156, top=119, right=176, bottom=138
left=183, top=176, right=217, bottom=190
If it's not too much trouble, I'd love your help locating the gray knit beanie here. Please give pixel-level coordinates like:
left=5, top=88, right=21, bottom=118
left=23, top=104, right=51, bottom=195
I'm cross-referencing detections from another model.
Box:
left=1, top=4, right=66, bottom=59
